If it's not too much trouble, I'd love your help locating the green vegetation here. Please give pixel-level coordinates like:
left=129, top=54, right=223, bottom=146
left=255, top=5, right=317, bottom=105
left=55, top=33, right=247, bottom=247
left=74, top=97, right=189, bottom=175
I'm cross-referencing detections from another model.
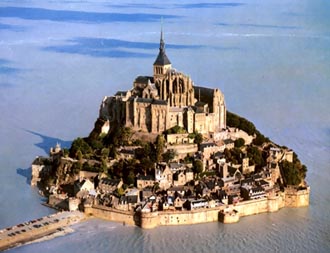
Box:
left=163, top=125, right=187, bottom=135
left=223, top=145, right=266, bottom=171
left=135, top=142, right=156, bottom=164
left=223, top=147, right=243, bottom=164
left=187, top=132, right=203, bottom=145
left=227, top=111, right=270, bottom=146
left=82, top=162, right=103, bottom=173
left=193, top=159, right=203, bottom=176
left=194, top=133, right=203, bottom=145
left=252, top=131, right=270, bottom=146
left=55, top=110, right=307, bottom=194
left=234, top=138, right=245, bottom=148
left=184, top=154, right=194, bottom=164
left=200, top=170, right=216, bottom=178
left=62, top=148, right=69, bottom=158
left=162, top=149, right=177, bottom=163
left=104, top=126, right=133, bottom=147
left=246, top=146, right=266, bottom=171
left=280, top=153, right=307, bottom=186
left=69, top=137, right=93, bottom=159
left=114, top=187, right=125, bottom=197
left=72, top=161, right=82, bottom=175
left=110, top=157, right=154, bottom=185
left=155, top=135, right=166, bottom=162
left=227, top=111, right=256, bottom=136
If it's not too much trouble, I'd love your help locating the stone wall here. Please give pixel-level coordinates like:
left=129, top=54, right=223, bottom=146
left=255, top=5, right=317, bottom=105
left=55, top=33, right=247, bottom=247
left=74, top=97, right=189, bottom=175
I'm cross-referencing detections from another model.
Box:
left=85, top=188, right=310, bottom=228
left=84, top=205, right=136, bottom=226
left=139, top=208, right=223, bottom=229
left=166, top=144, right=198, bottom=159
left=284, top=187, right=310, bottom=207
left=234, top=196, right=282, bottom=217
left=158, top=208, right=220, bottom=226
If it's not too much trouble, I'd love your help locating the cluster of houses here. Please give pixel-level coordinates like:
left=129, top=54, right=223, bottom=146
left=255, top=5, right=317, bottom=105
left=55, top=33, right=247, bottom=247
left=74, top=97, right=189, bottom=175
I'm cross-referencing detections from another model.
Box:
left=40, top=134, right=293, bottom=213
left=32, top=127, right=294, bottom=214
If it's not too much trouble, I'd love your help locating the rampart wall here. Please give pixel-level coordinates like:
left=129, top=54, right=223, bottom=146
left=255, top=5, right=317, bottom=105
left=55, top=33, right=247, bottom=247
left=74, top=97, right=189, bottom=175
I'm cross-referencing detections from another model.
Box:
left=84, top=205, right=136, bottom=226
left=284, top=187, right=310, bottom=207
left=85, top=188, right=310, bottom=228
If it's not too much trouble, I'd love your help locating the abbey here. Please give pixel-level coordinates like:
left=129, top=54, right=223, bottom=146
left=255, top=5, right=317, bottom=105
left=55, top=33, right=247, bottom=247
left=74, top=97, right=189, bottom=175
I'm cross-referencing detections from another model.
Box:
left=100, top=30, right=226, bottom=134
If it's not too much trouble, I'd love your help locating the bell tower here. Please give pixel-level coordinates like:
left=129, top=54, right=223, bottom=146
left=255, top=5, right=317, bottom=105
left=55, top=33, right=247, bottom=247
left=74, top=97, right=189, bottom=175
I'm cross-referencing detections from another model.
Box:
left=153, top=25, right=171, bottom=79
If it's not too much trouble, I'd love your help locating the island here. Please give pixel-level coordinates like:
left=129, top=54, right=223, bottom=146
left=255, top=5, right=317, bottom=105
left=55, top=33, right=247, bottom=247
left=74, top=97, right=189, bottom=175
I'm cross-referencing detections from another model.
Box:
left=30, top=29, right=310, bottom=229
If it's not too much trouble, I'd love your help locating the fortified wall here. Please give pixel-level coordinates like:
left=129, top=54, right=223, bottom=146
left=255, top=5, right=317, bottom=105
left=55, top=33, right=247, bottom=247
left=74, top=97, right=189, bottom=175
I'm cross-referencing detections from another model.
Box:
left=84, top=205, right=136, bottom=226
left=284, top=186, right=310, bottom=207
left=84, top=188, right=310, bottom=229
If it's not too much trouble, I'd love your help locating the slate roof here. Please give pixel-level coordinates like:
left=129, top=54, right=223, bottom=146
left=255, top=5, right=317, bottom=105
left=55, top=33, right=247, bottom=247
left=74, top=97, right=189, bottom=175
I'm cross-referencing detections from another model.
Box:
left=153, top=30, right=171, bottom=66
left=100, top=178, right=121, bottom=186
left=135, top=76, right=153, bottom=84
left=152, top=99, right=167, bottom=105
left=115, top=91, right=128, bottom=96
left=137, top=175, right=155, bottom=181
left=154, top=51, right=171, bottom=65
left=136, top=97, right=153, bottom=103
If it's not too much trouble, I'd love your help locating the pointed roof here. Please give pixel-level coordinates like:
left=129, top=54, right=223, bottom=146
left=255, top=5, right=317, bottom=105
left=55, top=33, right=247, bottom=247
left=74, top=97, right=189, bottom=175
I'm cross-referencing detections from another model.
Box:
left=153, top=26, right=171, bottom=66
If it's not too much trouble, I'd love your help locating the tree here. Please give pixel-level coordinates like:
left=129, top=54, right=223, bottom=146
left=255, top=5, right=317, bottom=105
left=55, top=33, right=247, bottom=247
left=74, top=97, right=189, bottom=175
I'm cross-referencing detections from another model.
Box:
left=76, top=150, right=83, bottom=161
left=247, top=146, right=265, bottom=170
left=101, top=158, right=108, bottom=173
left=72, top=161, right=82, bottom=174
left=139, top=158, right=154, bottom=176
left=253, top=131, right=270, bottom=146
left=280, top=160, right=301, bottom=186
left=126, top=171, right=136, bottom=186
left=164, top=125, right=187, bottom=135
left=279, top=153, right=307, bottom=186
left=193, top=159, right=203, bottom=175
left=162, top=149, right=177, bottom=163
left=224, top=147, right=243, bottom=164
left=112, top=160, right=124, bottom=178
left=155, top=134, right=165, bottom=162
left=89, top=138, right=104, bottom=150
left=234, top=138, right=245, bottom=148
left=62, top=148, right=69, bottom=158
left=226, top=111, right=256, bottom=136
left=108, top=145, right=118, bottom=159
left=115, top=187, right=125, bottom=197
left=101, top=148, right=110, bottom=158
left=153, top=182, right=160, bottom=193
left=194, top=133, right=203, bottom=145
left=120, top=127, right=133, bottom=146
left=104, top=126, right=132, bottom=147
left=70, top=138, right=93, bottom=159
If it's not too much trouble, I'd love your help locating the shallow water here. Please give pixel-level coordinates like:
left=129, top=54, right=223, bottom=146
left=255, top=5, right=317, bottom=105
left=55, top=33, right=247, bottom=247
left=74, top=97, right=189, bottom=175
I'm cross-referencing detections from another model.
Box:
left=1, top=0, right=329, bottom=252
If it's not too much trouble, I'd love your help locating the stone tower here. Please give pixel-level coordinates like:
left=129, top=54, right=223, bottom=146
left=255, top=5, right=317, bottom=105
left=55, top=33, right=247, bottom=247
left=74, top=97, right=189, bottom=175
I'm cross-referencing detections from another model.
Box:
left=97, top=27, right=226, bottom=135
left=153, top=28, right=195, bottom=108
left=153, top=27, right=172, bottom=80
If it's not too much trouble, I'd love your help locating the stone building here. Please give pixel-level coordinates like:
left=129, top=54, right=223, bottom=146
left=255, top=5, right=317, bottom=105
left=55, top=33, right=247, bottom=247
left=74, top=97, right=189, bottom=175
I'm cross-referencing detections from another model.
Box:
left=99, top=29, right=226, bottom=135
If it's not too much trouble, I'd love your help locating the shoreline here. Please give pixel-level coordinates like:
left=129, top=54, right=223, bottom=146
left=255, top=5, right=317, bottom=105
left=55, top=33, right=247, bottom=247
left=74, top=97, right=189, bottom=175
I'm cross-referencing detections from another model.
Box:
left=0, top=186, right=310, bottom=251
left=4, top=227, right=74, bottom=252
left=85, top=186, right=310, bottom=229
left=0, top=211, right=85, bottom=252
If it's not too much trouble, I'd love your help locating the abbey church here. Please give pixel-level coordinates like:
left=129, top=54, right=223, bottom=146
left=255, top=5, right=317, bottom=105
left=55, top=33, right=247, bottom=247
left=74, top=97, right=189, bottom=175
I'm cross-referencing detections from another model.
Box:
left=99, top=30, right=226, bottom=134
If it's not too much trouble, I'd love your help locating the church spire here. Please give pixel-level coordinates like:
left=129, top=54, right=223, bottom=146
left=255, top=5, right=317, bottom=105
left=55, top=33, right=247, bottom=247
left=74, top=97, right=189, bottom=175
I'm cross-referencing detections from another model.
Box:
left=154, top=21, right=171, bottom=66
left=160, top=19, right=165, bottom=52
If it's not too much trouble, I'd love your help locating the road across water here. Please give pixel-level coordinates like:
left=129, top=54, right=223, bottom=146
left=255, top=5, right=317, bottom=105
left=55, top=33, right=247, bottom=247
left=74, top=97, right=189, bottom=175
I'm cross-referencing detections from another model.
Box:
left=0, top=211, right=86, bottom=251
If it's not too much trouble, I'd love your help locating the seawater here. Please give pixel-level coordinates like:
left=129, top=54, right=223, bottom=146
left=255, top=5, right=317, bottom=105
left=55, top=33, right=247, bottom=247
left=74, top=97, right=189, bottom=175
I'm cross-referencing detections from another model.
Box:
left=0, top=0, right=329, bottom=252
